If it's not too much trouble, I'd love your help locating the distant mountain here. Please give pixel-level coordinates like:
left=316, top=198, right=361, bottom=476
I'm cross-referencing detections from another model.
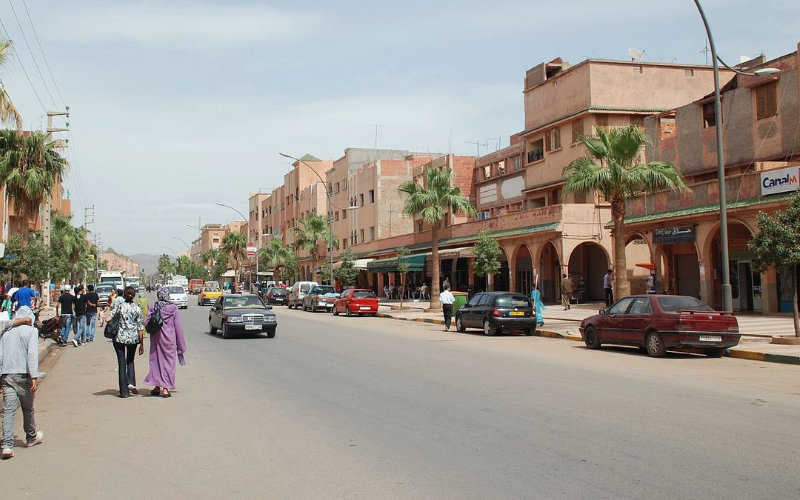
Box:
left=129, top=254, right=161, bottom=276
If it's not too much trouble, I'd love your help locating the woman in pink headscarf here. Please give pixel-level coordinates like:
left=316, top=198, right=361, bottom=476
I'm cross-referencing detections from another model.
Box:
left=144, top=287, right=187, bottom=398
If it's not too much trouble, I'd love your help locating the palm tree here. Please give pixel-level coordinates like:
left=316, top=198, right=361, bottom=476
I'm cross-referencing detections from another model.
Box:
left=0, top=130, right=69, bottom=216
left=0, top=38, right=23, bottom=131
left=292, top=213, right=337, bottom=284
left=399, top=166, right=476, bottom=310
left=220, top=231, right=247, bottom=289
left=200, top=248, right=219, bottom=268
left=259, top=238, right=291, bottom=283
left=563, top=125, right=688, bottom=299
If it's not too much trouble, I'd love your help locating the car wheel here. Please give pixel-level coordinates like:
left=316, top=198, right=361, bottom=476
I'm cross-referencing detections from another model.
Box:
left=456, top=316, right=466, bottom=333
left=222, top=322, right=232, bottom=339
left=333, top=307, right=339, bottom=316
left=483, top=319, right=496, bottom=336
left=704, top=347, right=725, bottom=358
left=645, top=331, right=666, bottom=357
left=266, top=329, right=276, bottom=339
left=209, top=320, right=217, bottom=335
left=371, top=313, right=377, bottom=317
left=583, top=326, right=600, bottom=349
left=311, top=303, right=316, bottom=313
left=346, top=306, right=352, bottom=317
left=523, top=327, right=533, bottom=336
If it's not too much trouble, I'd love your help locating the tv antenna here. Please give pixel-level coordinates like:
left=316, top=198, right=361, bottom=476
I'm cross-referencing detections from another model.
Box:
left=628, top=48, right=645, bottom=62
left=465, top=140, right=488, bottom=158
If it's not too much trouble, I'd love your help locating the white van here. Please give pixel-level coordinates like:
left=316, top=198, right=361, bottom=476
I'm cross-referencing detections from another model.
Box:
left=287, top=281, right=316, bottom=309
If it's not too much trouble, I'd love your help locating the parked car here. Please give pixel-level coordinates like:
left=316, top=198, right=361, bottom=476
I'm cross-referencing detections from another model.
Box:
left=333, top=289, right=379, bottom=316
left=302, top=285, right=338, bottom=312
left=579, top=294, right=740, bottom=358
left=455, top=291, right=536, bottom=336
left=264, top=287, right=289, bottom=305
left=287, top=281, right=316, bottom=309
left=188, top=278, right=205, bottom=295
left=198, top=284, right=223, bottom=306
left=164, top=285, right=188, bottom=309
left=95, top=284, right=114, bottom=307
left=208, top=293, right=276, bottom=339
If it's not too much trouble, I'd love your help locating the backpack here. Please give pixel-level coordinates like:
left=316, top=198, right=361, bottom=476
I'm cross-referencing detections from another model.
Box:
left=104, top=311, right=121, bottom=339
left=145, top=302, right=163, bottom=334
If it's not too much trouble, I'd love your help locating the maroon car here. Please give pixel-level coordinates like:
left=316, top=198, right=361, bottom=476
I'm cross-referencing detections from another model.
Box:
left=333, top=289, right=378, bottom=316
left=579, top=295, right=740, bottom=358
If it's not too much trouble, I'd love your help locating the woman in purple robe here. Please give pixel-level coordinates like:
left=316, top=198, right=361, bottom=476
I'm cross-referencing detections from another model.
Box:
left=144, top=287, right=187, bottom=398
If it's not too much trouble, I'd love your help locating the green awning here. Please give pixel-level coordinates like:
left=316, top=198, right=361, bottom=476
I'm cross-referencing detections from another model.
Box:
left=367, top=253, right=426, bottom=273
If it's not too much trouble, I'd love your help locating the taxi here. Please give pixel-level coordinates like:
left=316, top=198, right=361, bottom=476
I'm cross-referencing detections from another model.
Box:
left=198, top=285, right=223, bottom=306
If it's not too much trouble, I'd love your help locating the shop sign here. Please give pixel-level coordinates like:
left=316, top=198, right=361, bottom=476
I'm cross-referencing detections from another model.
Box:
left=760, top=166, right=799, bottom=196
left=653, top=226, right=695, bottom=244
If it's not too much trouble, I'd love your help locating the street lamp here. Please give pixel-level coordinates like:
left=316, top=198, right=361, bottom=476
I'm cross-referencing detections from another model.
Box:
left=280, top=152, right=344, bottom=286
left=693, top=0, right=780, bottom=311
left=172, top=236, right=191, bottom=252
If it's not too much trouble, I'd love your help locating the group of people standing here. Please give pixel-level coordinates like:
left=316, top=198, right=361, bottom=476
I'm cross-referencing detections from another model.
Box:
left=56, top=285, right=100, bottom=346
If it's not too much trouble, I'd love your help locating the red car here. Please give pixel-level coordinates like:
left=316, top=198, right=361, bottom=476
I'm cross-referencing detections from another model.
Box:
left=333, top=289, right=378, bottom=316
left=579, top=295, right=740, bottom=358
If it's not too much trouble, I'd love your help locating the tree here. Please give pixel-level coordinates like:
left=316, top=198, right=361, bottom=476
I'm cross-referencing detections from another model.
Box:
left=259, top=238, right=292, bottom=283
left=399, top=167, right=476, bottom=309
left=396, top=247, right=410, bottom=309
left=292, top=213, right=337, bottom=284
left=50, top=214, right=93, bottom=282
left=157, top=254, right=174, bottom=281
left=473, top=229, right=501, bottom=291
left=0, top=38, right=22, bottom=131
left=1, top=233, right=49, bottom=282
left=0, top=130, right=69, bottom=216
left=335, top=249, right=360, bottom=288
left=220, top=231, right=247, bottom=289
left=563, top=125, right=687, bottom=299
left=749, top=193, right=800, bottom=338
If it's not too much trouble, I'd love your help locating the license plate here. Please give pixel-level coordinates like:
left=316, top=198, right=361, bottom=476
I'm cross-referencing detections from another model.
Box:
left=245, top=324, right=261, bottom=331
left=699, top=335, right=721, bottom=342
left=360, top=307, right=371, bottom=311
left=510, top=311, right=524, bottom=317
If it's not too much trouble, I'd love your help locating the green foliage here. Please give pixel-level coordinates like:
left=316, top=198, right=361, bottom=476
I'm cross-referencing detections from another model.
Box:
left=1, top=233, right=49, bottom=282
left=398, top=167, right=477, bottom=226
left=335, top=250, right=360, bottom=286
left=49, top=214, right=93, bottom=281
left=174, top=255, right=209, bottom=280
left=282, top=251, right=299, bottom=283
left=292, top=213, right=337, bottom=279
left=750, top=193, right=800, bottom=272
left=259, top=238, right=294, bottom=282
left=157, top=254, right=174, bottom=280
left=220, top=232, right=247, bottom=284
left=396, top=246, right=410, bottom=275
left=473, top=229, right=501, bottom=277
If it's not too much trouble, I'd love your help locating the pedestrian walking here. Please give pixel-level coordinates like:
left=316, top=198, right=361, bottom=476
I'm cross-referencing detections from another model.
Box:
left=111, top=286, right=144, bottom=398
left=57, top=286, right=77, bottom=347
left=420, top=283, right=428, bottom=301
left=440, top=285, right=455, bottom=331
left=84, top=285, right=99, bottom=342
left=10, top=280, right=39, bottom=310
left=442, top=277, right=450, bottom=291
left=604, top=269, right=614, bottom=307
left=530, top=284, right=546, bottom=326
left=144, top=287, right=187, bottom=398
left=73, top=285, right=87, bottom=346
left=560, top=274, right=573, bottom=310
left=135, top=290, right=149, bottom=320
left=1, top=306, right=44, bottom=459
left=99, top=288, right=117, bottom=327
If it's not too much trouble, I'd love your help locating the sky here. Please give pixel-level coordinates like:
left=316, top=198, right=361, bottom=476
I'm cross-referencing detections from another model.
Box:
left=0, top=0, right=797, bottom=256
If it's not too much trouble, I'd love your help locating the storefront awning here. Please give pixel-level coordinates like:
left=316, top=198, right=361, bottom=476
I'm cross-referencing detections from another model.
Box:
left=333, top=258, right=374, bottom=270
left=367, top=253, right=426, bottom=273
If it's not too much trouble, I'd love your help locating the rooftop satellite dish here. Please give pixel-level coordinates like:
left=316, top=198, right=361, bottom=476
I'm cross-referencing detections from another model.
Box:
left=739, top=55, right=753, bottom=63
left=628, top=48, right=644, bottom=61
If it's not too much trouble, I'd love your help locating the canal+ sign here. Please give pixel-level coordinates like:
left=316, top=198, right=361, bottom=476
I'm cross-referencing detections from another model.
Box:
left=761, top=166, right=800, bottom=196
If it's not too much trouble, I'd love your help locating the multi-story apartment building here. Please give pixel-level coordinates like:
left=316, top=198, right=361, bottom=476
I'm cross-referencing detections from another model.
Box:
left=248, top=192, right=270, bottom=250
left=99, top=250, right=140, bottom=277
left=190, top=223, right=227, bottom=265
left=622, top=44, right=800, bottom=313
left=1, top=177, right=72, bottom=241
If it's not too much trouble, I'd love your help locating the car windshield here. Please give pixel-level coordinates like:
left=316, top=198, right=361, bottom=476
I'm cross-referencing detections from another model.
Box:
left=205, top=285, right=220, bottom=291
left=353, top=290, right=376, bottom=298
left=224, top=296, right=266, bottom=309
left=96, top=286, right=113, bottom=294
left=496, top=295, right=531, bottom=308
left=166, top=286, right=185, bottom=294
left=657, top=296, right=713, bottom=312
left=300, top=284, right=312, bottom=293
left=312, top=286, right=335, bottom=295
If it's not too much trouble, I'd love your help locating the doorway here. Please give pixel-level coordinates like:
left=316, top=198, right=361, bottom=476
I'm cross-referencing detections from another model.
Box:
left=731, top=260, right=761, bottom=312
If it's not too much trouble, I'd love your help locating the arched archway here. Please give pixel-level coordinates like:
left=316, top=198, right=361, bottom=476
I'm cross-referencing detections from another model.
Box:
left=567, top=242, right=610, bottom=302
left=706, top=220, right=760, bottom=311
left=514, top=244, right=534, bottom=294
left=538, top=240, right=561, bottom=303
left=625, top=232, right=654, bottom=295
left=493, top=247, right=510, bottom=292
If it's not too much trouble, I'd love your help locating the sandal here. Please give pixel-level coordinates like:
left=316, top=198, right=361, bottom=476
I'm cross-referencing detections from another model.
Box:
left=150, top=387, right=160, bottom=396
left=161, top=389, right=171, bottom=398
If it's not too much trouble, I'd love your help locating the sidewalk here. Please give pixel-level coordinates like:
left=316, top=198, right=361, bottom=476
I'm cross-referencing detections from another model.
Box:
left=375, top=299, right=800, bottom=365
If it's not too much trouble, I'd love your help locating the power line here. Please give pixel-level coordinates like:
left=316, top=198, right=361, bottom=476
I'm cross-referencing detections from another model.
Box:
left=6, top=0, right=55, bottom=106
left=20, top=0, right=65, bottom=106
left=0, top=14, right=45, bottom=111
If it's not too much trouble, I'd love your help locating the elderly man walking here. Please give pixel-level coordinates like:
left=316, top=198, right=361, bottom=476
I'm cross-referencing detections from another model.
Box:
left=0, top=306, right=44, bottom=459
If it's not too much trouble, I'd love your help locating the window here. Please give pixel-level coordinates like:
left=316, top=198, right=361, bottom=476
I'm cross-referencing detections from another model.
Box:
left=417, top=221, right=423, bottom=233
left=546, top=127, right=561, bottom=151
left=483, top=165, right=491, bottom=179
left=334, top=182, right=340, bottom=194
left=571, top=119, right=584, bottom=144
left=467, top=294, right=483, bottom=306
left=512, top=156, right=521, bottom=171
left=359, top=193, right=364, bottom=206
left=369, top=189, right=375, bottom=203
left=342, top=179, right=347, bottom=190
left=526, top=138, right=544, bottom=163
left=551, top=189, right=561, bottom=205
left=628, top=297, right=652, bottom=315
left=755, top=82, right=777, bottom=120
left=477, top=210, right=491, bottom=220
left=497, top=161, right=505, bottom=175
left=702, top=102, right=717, bottom=128
left=359, top=228, right=365, bottom=243
left=608, top=297, right=634, bottom=315
left=685, top=68, right=695, bottom=77
left=632, top=65, right=643, bottom=74
left=369, top=226, right=375, bottom=240
left=342, top=209, right=347, bottom=220
left=334, top=211, right=339, bottom=221
left=342, top=238, right=347, bottom=249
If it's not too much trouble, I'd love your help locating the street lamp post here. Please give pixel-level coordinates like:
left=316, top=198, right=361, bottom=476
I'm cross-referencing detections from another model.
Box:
left=279, top=152, right=339, bottom=286
left=693, top=0, right=780, bottom=311
left=217, top=202, right=252, bottom=290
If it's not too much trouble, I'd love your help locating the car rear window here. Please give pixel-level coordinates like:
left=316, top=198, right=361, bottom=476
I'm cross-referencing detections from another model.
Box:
left=224, top=296, right=265, bottom=309
left=272, top=288, right=287, bottom=295
left=657, top=296, right=713, bottom=312
left=353, top=290, right=376, bottom=298
left=300, top=284, right=311, bottom=293
left=313, top=286, right=335, bottom=295
left=166, top=286, right=185, bottom=294
left=96, top=286, right=112, bottom=294
left=496, top=295, right=531, bottom=308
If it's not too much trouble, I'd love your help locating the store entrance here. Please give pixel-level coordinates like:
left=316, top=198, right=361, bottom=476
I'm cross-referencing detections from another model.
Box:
left=731, top=260, right=761, bottom=312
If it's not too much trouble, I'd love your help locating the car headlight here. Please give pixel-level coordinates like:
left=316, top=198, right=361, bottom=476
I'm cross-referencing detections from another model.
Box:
left=227, top=316, right=243, bottom=323
left=265, top=316, right=276, bottom=322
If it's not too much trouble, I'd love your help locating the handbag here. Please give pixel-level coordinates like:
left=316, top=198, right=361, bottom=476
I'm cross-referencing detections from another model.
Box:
left=145, top=303, right=163, bottom=334
left=104, top=311, right=121, bottom=339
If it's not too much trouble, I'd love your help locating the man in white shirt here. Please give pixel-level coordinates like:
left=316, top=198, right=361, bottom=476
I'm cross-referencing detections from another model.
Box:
left=0, top=306, right=43, bottom=459
left=604, top=269, right=614, bottom=307
left=440, top=285, right=455, bottom=331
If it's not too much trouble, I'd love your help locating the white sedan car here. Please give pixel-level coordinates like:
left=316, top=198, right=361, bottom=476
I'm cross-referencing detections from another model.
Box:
left=164, top=285, right=188, bottom=309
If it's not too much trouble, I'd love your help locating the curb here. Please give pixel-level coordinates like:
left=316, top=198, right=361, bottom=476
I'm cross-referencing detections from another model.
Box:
left=376, top=313, right=800, bottom=365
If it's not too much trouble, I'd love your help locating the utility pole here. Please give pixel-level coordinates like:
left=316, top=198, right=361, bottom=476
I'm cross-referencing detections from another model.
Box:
left=44, top=107, right=69, bottom=306
left=83, top=205, right=95, bottom=284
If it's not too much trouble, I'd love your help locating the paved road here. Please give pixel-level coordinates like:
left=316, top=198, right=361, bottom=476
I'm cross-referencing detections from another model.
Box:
left=5, top=296, right=800, bottom=499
